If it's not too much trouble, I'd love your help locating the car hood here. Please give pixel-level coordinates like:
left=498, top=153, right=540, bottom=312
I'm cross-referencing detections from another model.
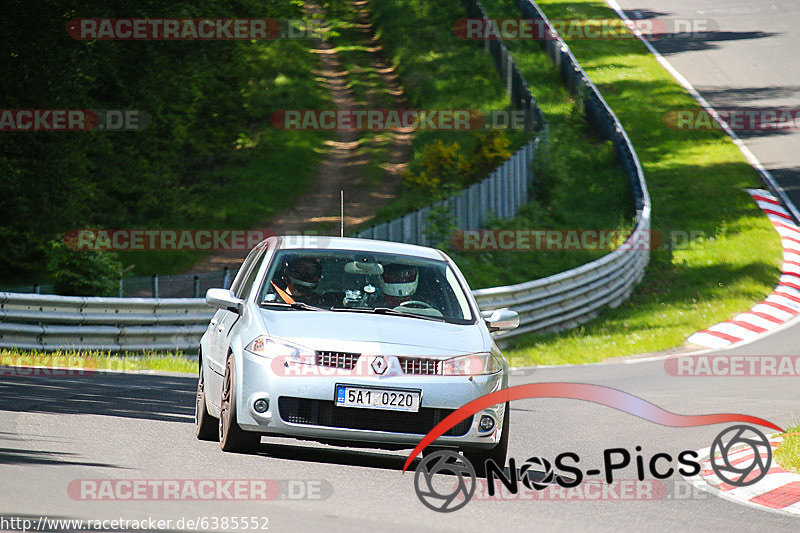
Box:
left=259, top=309, right=487, bottom=356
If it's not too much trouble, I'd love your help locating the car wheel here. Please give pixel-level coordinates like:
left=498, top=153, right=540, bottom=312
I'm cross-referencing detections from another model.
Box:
left=219, top=355, right=261, bottom=453
left=463, top=402, right=510, bottom=477
left=195, top=359, right=219, bottom=441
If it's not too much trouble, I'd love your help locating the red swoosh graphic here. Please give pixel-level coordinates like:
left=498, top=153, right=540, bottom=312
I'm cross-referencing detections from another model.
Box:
left=402, top=383, right=784, bottom=473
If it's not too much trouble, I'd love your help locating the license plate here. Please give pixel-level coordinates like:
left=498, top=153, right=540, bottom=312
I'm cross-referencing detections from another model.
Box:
left=335, top=385, right=420, bottom=412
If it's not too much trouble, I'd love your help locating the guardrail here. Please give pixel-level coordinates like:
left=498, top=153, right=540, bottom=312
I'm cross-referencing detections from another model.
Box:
left=468, top=0, right=650, bottom=340
left=353, top=139, right=538, bottom=245
left=4, top=268, right=231, bottom=299
left=0, top=0, right=651, bottom=351
left=0, top=292, right=213, bottom=352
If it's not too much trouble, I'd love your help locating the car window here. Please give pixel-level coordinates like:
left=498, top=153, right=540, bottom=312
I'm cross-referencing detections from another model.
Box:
left=258, top=249, right=475, bottom=324
left=231, top=246, right=263, bottom=298
left=238, top=249, right=267, bottom=300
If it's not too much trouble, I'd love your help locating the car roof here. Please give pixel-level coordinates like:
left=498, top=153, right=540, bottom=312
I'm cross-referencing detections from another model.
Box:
left=274, top=236, right=446, bottom=261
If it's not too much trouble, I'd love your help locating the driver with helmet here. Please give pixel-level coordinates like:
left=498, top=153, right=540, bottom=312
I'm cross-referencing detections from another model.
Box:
left=272, top=256, right=324, bottom=305
left=378, top=263, right=423, bottom=308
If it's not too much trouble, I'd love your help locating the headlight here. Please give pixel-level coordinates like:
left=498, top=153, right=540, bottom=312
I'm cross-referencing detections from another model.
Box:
left=441, top=352, right=504, bottom=376
left=245, top=335, right=313, bottom=360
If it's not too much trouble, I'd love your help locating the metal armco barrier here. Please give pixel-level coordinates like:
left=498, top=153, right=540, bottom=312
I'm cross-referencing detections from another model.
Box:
left=470, top=0, right=651, bottom=340
left=353, top=139, right=538, bottom=245
left=0, top=292, right=213, bottom=352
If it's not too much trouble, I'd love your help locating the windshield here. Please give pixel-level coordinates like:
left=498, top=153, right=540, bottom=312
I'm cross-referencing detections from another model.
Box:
left=258, top=249, right=474, bottom=324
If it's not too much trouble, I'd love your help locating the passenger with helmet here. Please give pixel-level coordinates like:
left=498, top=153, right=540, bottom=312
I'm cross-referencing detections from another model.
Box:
left=379, top=263, right=421, bottom=308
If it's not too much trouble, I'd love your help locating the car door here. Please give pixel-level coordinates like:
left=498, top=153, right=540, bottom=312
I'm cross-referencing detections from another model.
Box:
left=219, top=248, right=267, bottom=358
left=205, top=248, right=263, bottom=404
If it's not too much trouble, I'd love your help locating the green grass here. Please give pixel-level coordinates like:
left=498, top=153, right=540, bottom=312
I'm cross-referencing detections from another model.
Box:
left=486, top=0, right=782, bottom=365
left=122, top=36, right=333, bottom=276
left=776, top=424, right=800, bottom=474
left=0, top=349, right=195, bottom=373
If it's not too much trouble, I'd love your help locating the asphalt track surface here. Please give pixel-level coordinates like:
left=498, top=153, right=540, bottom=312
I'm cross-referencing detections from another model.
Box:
left=613, top=0, right=800, bottom=211
left=3, top=2, right=799, bottom=532
left=1, top=326, right=798, bottom=533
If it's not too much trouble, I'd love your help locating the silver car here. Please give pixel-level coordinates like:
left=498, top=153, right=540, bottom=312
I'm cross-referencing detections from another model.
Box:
left=195, top=236, right=519, bottom=467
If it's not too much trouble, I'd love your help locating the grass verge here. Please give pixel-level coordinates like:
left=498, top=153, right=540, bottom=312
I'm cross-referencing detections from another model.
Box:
left=0, top=349, right=194, bottom=374
left=776, top=424, right=800, bottom=474
left=474, top=0, right=784, bottom=365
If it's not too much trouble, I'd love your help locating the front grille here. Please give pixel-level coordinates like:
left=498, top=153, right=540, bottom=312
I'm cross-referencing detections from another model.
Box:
left=399, top=357, right=441, bottom=375
left=278, top=397, right=473, bottom=436
left=315, top=351, right=360, bottom=369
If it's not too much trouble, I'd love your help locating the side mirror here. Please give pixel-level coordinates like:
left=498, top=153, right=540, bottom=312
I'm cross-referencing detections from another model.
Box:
left=481, top=308, right=520, bottom=332
left=206, top=288, right=244, bottom=315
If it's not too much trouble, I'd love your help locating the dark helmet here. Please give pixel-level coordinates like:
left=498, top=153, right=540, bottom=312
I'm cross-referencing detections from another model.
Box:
left=285, top=257, right=323, bottom=289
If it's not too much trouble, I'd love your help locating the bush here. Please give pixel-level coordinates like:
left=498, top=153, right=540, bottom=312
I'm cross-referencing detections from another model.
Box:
left=404, top=131, right=512, bottom=197
left=46, top=239, right=123, bottom=296
left=404, top=139, right=467, bottom=195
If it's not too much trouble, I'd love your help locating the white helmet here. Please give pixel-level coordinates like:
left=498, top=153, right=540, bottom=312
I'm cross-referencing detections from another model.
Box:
left=379, top=264, right=418, bottom=298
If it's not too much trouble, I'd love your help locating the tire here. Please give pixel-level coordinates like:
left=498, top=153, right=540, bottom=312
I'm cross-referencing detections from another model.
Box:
left=463, top=402, right=510, bottom=477
left=219, top=355, right=261, bottom=453
left=195, top=359, right=219, bottom=441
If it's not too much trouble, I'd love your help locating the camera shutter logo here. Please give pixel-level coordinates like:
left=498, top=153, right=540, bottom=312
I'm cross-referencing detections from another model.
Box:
left=414, top=450, right=476, bottom=512
left=710, top=425, right=772, bottom=487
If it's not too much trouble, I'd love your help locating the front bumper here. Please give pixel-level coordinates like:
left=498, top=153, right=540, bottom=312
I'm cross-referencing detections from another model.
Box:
left=236, top=350, right=507, bottom=450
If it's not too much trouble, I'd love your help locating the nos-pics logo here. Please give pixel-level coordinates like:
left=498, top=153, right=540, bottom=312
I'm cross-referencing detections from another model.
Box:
left=413, top=425, right=773, bottom=512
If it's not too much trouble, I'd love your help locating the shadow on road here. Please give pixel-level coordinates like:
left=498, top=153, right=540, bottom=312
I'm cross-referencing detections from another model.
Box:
left=0, top=373, right=196, bottom=424
left=0, top=447, right=122, bottom=468
left=649, top=30, right=778, bottom=55
left=251, top=438, right=565, bottom=487
left=696, top=85, right=800, bottom=106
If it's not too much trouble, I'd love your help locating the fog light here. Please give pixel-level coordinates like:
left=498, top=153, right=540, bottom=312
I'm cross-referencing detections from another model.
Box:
left=254, top=399, right=269, bottom=413
left=479, top=415, right=495, bottom=432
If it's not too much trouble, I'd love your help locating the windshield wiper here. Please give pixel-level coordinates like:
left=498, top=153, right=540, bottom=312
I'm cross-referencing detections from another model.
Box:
left=330, top=306, right=445, bottom=322
left=261, top=301, right=327, bottom=312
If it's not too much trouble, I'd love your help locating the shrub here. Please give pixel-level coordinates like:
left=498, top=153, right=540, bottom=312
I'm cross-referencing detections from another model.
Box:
left=46, top=239, right=123, bottom=296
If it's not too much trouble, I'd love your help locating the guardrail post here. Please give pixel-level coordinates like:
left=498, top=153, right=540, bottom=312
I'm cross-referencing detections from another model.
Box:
left=222, top=267, right=230, bottom=289
left=193, top=275, right=200, bottom=298
left=33, top=283, right=40, bottom=294
left=151, top=274, right=158, bottom=299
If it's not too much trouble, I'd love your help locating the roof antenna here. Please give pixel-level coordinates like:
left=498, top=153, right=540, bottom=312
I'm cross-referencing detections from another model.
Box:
left=340, top=190, right=344, bottom=237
